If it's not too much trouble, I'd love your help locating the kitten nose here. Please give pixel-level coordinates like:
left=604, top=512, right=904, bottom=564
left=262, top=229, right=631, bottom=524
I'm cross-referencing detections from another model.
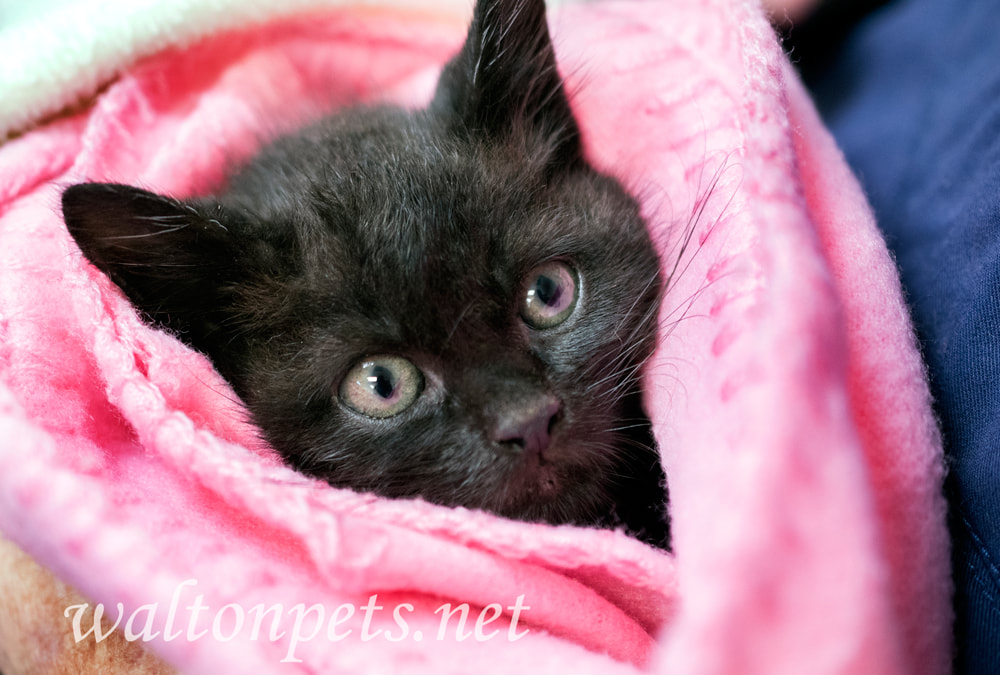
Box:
left=492, top=394, right=561, bottom=457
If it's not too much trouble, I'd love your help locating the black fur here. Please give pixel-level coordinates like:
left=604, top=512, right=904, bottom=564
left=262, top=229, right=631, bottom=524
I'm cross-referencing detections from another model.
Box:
left=62, top=0, right=670, bottom=548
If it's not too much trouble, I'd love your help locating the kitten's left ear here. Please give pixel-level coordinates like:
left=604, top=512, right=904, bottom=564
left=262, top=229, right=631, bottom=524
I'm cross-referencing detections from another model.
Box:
left=433, top=0, right=581, bottom=166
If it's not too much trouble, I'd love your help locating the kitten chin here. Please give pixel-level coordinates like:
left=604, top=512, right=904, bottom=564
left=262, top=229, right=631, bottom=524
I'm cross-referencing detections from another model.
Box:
left=61, top=0, right=671, bottom=549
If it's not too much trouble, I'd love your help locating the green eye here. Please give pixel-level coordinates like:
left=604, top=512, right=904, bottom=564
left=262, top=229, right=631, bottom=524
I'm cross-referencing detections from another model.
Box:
left=520, top=261, right=579, bottom=328
left=339, top=355, right=424, bottom=418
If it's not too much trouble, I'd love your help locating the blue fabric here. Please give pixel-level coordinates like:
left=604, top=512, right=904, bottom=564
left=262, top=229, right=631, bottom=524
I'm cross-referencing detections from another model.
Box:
left=801, top=0, right=1000, bottom=672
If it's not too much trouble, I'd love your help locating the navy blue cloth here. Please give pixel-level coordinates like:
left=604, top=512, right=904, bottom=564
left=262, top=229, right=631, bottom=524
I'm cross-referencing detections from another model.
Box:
left=794, top=0, right=1000, bottom=672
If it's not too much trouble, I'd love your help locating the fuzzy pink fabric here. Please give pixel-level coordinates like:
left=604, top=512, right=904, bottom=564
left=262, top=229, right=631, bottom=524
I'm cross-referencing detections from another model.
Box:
left=0, top=1, right=951, bottom=673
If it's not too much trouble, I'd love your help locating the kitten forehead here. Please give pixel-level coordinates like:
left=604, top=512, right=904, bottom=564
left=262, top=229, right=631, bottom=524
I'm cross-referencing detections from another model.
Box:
left=218, top=106, right=655, bottom=352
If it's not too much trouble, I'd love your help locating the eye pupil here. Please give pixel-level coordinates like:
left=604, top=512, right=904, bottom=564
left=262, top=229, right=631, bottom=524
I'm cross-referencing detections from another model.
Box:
left=368, top=366, right=396, bottom=399
left=534, top=275, right=561, bottom=306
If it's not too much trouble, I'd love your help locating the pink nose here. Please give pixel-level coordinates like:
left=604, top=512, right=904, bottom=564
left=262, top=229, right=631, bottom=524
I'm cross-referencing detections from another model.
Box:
left=492, top=394, right=561, bottom=457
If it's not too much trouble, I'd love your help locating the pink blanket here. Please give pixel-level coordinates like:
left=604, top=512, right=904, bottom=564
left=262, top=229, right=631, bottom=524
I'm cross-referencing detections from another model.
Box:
left=0, top=0, right=952, bottom=672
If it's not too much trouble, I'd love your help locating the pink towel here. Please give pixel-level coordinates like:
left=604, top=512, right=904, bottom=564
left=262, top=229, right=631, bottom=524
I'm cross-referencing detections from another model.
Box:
left=0, top=0, right=951, bottom=673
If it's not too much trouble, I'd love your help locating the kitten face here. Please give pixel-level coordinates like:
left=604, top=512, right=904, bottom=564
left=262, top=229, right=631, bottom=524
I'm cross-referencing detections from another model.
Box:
left=62, top=0, right=669, bottom=547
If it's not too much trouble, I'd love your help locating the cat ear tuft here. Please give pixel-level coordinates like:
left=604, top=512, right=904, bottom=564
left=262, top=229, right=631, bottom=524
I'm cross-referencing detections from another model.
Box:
left=433, top=0, right=581, bottom=166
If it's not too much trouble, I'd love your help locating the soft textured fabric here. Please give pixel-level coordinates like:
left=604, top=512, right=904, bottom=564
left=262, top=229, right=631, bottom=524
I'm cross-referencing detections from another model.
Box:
left=0, top=0, right=470, bottom=140
left=0, top=0, right=952, bottom=672
left=800, top=0, right=1000, bottom=672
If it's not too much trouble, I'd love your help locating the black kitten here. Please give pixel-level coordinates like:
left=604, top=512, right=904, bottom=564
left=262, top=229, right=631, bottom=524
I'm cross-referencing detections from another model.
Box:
left=62, top=0, right=670, bottom=548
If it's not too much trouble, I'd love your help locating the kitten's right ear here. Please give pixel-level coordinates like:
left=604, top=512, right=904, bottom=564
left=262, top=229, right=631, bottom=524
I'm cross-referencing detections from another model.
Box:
left=62, top=183, right=237, bottom=341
